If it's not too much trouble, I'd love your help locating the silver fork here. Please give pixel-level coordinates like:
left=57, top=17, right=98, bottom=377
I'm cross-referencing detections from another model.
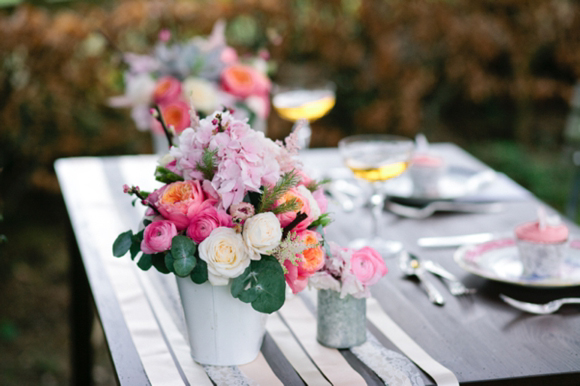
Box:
left=500, top=294, right=580, bottom=314
left=422, top=260, right=476, bottom=296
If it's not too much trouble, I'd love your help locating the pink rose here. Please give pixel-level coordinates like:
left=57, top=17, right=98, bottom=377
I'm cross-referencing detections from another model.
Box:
left=141, top=220, right=177, bottom=254
left=153, top=100, right=191, bottom=134
left=187, top=201, right=233, bottom=244
left=153, top=76, right=182, bottom=105
left=275, top=187, right=316, bottom=231
left=221, top=64, right=270, bottom=98
left=154, top=180, right=205, bottom=230
left=350, top=247, right=387, bottom=286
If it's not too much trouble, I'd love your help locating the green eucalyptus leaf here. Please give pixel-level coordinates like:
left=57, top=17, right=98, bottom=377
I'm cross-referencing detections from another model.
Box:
left=171, top=236, right=197, bottom=277
left=113, top=230, right=133, bottom=257
left=231, top=255, right=286, bottom=313
left=137, top=254, right=153, bottom=271
left=190, top=258, right=208, bottom=284
left=164, top=252, right=175, bottom=274
left=152, top=253, right=170, bottom=274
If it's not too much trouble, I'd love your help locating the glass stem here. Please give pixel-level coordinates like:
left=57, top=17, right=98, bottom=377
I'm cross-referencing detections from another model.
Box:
left=369, top=182, right=385, bottom=240
left=293, top=119, right=312, bottom=149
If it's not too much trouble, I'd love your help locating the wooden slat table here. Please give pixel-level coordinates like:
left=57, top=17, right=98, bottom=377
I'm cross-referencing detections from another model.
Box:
left=55, top=144, right=580, bottom=385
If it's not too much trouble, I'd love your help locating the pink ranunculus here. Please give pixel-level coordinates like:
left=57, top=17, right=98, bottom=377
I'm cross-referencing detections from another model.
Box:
left=221, top=64, right=270, bottom=99
left=152, top=100, right=191, bottom=134
left=187, top=201, right=233, bottom=244
left=153, top=76, right=182, bottom=105
left=350, top=247, right=387, bottom=286
left=141, top=220, right=178, bottom=254
left=154, top=180, right=206, bottom=230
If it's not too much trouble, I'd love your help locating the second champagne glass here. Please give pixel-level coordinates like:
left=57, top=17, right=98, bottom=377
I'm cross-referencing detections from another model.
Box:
left=339, top=134, right=414, bottom=258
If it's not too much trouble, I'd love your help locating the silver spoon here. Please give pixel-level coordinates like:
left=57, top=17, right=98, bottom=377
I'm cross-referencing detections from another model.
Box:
left=399, top=252, right=445, bottom=306
left=500, top=294, right=580, bottom=314
left=385, top=200, right=504, bottom=219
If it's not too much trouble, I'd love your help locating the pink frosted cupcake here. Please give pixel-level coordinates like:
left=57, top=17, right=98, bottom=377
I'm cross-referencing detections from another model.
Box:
left=515, top=212, right=569, bottom=278
left=408, top=153, right=447, bottom=197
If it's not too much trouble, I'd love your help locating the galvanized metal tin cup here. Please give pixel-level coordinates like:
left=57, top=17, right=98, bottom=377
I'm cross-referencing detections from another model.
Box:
left=316, top=289, right=366, bottom=348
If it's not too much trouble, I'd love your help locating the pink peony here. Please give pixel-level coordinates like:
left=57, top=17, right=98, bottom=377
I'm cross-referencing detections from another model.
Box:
left=221, top=64, right=271, bottom=99
left=153, top=100, right=191, bottom=134
left=350, top=247, right=387, bottom=286
left=186, top=201, right=233, bottom=244
left=141, top=220, right=178, bottom=254
left=153, top=180, right=205, bottom=230
left=153, top=76, right=182, bottom=105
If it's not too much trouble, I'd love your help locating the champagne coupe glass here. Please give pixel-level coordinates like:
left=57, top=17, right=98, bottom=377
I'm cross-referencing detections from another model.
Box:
left=339, top=134, right=415, bottom=258
left=272, top=80, right=336, bottom=149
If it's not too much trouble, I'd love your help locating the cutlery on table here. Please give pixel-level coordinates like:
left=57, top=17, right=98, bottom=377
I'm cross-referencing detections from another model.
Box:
left=399, top=252, right=445, bottom=306
left=500, top=294, right=580, bottom=315
left=417, top=232, right=496, bottom=248
left=385, top=200, right=504, bottom=219
left=422, top=260, right=476, bottom=296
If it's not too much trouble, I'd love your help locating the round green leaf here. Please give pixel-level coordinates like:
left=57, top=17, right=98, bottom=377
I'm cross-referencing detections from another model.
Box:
left=190, top=258, right=208, bottom=284
left=231, top=255, right=286, bottom=313
left=171, top=236, right=197, bottom=277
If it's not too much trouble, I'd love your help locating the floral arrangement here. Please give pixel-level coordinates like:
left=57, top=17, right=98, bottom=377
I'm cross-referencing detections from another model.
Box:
left=309, top=242, right=387, bottom=298
left=109, top=20, right=271, bottom=136
left=113, top=107, right=331, bottom=313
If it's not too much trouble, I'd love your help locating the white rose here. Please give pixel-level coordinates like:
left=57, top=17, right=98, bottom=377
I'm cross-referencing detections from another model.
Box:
left=243, top=212, right=282, bottom=260
left=199, top=227, right=251, bottom=286
left=296, top=185, right=321, bottom=221
left=182, top=77, right=219, bottom=114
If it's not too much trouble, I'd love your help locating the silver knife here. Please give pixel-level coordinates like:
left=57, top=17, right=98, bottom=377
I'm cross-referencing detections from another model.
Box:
left=417, top=232, right=495, bottom=248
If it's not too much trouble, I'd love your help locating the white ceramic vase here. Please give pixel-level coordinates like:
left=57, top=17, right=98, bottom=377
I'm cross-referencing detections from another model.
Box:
left=175, top=278, right=267, bottom=365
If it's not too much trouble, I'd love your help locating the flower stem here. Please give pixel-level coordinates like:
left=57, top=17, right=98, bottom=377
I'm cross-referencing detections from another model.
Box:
left=153, top=104, right=174, bottom=148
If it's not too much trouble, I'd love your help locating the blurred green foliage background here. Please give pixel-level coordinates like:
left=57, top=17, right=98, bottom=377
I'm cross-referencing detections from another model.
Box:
left=0, top=0, right=579, bottom=384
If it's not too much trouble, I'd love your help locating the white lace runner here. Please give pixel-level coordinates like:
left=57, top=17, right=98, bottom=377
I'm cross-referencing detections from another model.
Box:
left=351, top=332, right=425, bottom=386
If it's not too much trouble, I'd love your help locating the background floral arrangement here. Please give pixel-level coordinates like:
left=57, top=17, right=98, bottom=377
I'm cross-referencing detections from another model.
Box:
left=109, top=20, right=272, bottom=136
left=113, top=108, right=331, bottom=313
left=309, top=242, right=387, bottom=298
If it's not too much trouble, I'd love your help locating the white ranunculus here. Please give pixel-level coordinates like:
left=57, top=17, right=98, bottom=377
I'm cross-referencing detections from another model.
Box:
left=243, top=212, right=282, bottom=260
left=182, top=77, right=219, bottom=114
left=199, top=227, right=251, bottom=285
left=296, top=185, right=321, bottom=221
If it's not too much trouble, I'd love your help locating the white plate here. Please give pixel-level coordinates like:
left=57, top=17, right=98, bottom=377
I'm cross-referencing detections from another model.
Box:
left=383, top=166, right=495, bottom=204
left=454, top=237, right=580, bottom=287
